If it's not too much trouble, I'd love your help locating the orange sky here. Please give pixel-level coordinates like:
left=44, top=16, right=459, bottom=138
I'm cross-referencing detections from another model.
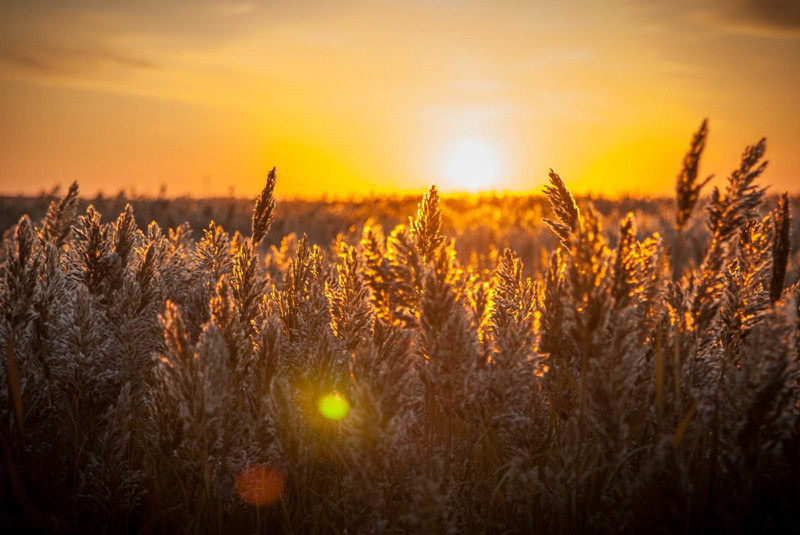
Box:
left=0, top=0, right=798, bottom=198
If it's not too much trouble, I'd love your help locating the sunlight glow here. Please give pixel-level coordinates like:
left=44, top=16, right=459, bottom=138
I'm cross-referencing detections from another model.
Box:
left=442, top=138, right=503, bottom=192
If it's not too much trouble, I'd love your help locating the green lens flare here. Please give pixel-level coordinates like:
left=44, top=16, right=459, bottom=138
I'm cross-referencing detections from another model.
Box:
left=318, top=394, right=350, bottom=421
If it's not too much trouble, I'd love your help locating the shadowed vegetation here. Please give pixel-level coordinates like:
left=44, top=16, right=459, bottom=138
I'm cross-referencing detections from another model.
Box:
left=1, top=122, right=799, bottom=534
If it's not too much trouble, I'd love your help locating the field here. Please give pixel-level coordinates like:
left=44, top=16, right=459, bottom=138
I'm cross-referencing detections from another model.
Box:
left=2, top=128, right=800, bottom=533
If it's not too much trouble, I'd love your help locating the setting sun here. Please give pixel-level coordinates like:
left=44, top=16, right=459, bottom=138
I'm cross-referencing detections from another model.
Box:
left=1, top=2, right=799, bottom=197
left=442, top=139, right=504, bottom=193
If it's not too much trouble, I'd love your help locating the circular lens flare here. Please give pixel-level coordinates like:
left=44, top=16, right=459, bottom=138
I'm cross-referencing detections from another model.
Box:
left=236, top=464, right=284, bottom=506
left=318, top=393, right=350, bottom=420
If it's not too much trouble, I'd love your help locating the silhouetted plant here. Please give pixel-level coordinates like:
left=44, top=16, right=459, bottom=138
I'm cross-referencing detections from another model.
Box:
left=1, top=122, right=798, bottom=534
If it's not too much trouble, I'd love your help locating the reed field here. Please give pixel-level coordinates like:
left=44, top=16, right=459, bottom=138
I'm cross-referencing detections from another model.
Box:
left=1, top=122, right=800, bottom=533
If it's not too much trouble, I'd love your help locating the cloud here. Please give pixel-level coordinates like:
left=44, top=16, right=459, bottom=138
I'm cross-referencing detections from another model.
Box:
left=216, top=1, right=258, bottom=16
left=733, top=0, right=800, bottom=30
left=700, top=0, right=800, bottom=38
left=618, top=0, right=800, bottom=38
left=515, top=49, right=594, bottom=72
left=0, top=43, right=159, bottom=77
left=0, top=1, right=346, bottom=75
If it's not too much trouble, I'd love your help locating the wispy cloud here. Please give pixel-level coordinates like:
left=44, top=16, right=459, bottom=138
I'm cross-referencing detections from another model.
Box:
left=0, top=43, right=159, bottom=76
left=216, top=1, right=258, bottom=16
left=514, top=49, right=594, bottom=72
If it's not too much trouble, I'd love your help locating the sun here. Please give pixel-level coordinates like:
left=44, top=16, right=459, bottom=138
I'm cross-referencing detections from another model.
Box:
left=442, top=138, right=503, bottom=192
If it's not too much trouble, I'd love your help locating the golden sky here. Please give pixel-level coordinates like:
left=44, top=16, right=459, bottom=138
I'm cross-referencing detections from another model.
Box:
left=0, top=0, right=798, bottom=197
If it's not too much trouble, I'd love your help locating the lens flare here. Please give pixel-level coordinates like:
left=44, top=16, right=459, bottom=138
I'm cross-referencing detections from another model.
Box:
left=235, top=464, right=284, bottom=506
left=318, top=393, right=350, bottom=420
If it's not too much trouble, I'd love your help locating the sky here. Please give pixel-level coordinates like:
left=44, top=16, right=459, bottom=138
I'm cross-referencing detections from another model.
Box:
left=0, top=0, right=798, bottom=198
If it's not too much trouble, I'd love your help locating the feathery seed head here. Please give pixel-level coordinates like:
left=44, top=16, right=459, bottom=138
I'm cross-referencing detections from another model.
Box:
left=252, top=167, right=277, bottom=246
left=410, top=184, right=445, bottom=263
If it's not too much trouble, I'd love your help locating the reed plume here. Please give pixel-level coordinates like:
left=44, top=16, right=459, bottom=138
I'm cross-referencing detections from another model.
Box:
left=1, top=121, right=798, bottom=534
